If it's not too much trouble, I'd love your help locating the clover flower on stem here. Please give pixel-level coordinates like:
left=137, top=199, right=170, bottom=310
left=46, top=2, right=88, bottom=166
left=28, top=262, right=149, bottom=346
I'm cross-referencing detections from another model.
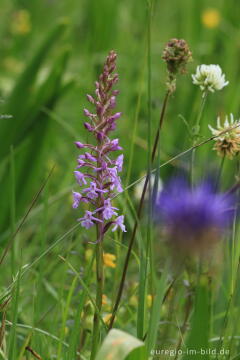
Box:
left=192, top=64, right=228, bottom=94
left=190, top=65, right=228, bottom=186
left=209, top=114, right=240, bottom=159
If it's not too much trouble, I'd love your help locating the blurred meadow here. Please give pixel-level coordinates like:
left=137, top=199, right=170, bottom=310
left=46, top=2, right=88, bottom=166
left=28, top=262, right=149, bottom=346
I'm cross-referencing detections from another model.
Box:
left=1, top=0, right=240, bottom=359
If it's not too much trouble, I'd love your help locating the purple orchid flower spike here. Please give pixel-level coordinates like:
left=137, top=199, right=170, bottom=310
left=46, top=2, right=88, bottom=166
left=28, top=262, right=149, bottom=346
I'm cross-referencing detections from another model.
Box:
left=72, top=50, right=126, bottom=240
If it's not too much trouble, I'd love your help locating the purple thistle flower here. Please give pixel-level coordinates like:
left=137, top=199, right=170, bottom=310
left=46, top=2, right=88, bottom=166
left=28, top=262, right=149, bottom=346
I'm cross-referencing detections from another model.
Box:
left=155, top=178, right=233, bottom=254
left=72, top=50, right=126, bottom=236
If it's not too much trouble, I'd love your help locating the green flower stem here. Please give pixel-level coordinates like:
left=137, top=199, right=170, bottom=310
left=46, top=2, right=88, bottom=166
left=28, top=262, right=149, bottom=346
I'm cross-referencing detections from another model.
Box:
left=215, top=155, right=226, bottom=190
left=190, top=91, right=208, bottom=187
left=90, top=235, right=104, bottom=360
left=231, top=158, right=240, bottom=294
left=91, top=163, right=105, bottom=359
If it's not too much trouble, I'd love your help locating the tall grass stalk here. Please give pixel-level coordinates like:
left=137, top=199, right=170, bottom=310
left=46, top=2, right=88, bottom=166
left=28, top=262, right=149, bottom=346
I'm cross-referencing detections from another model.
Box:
left=10, top=146, right=16, bottom=276
left=66, top=252, right=95, bottom=359
left=8, top=262, right=22, bottom=360
left=215, top=155, right=226, bottom=190
left=137, top=0, right=154, bottom=340
left=0, top=166, right=55, bottom=268
left=108, top=88, right=170, bottom=330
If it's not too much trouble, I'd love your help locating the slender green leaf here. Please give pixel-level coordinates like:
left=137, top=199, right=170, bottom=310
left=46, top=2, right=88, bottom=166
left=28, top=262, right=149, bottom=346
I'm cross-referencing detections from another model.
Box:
left=146, top=263, right=169, bottom=353
left=182, top=275, right=211, bottom=360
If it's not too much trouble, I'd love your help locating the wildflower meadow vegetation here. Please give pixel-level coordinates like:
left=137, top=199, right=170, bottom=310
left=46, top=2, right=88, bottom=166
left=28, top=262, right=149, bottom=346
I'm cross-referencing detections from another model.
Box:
left=1, top=1, right=240, bottom=359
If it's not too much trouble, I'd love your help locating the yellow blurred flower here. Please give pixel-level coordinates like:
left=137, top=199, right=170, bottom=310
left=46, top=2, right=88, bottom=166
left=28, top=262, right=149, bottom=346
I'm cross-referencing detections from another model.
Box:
left=129, top=295, right=138, bottom=307
left=147, top=294, right=153, bottom=308
left=103, top=253, right=116, bottom=268
left=102, top=294, right=108, bottom=306
left=85, top=248, right=93, bottom=261
left=201, top=8, right=221, bottom=29
left=161, top=304, right=167, bottom=316
left=11, top=9, right=32, bottom=35
left=103, top=313, right=113, bottom=325
left=3, top=57, right=23, bottom=73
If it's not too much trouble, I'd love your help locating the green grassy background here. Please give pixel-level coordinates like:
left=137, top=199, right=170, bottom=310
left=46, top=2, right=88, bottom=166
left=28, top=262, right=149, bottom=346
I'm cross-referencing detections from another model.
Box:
left=0, top=0, right=240, bottom=359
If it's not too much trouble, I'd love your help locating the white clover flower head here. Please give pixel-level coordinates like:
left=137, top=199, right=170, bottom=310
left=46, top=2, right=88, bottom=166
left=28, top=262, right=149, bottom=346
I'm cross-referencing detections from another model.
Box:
left=208, top=113, right=240, bottom=139
left=208, top=113, right=240, bottom=158
left=192, top=64, right=229, bottom=93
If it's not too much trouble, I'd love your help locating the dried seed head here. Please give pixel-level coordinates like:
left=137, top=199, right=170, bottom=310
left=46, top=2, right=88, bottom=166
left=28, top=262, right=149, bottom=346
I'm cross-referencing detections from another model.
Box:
left=162, top=38, right=192, bottom=75
left=209, top=114, right=240, bottom=159
left=214, top=139, right=240, bottom=159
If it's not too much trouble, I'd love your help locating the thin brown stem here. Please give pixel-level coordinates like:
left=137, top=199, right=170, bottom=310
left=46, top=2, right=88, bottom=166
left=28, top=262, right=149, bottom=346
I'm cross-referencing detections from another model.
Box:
left=0, top=312, right=6, bottom=349
left=25, top=346, right=43, bottom=360
left=108, top=90, right=170, bottom=330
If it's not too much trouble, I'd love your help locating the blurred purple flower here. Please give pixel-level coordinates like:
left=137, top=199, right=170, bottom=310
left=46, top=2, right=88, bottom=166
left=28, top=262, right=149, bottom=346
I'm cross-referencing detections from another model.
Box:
left=72, top=51, right=126, bottom=236
left=155, top=178, right=233, bottom=253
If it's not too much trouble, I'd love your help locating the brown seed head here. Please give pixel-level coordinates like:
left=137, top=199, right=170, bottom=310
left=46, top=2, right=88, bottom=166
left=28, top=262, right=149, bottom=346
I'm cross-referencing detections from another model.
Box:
left=162, top=38, right=192, bottom=75
left=214, top=138, right=240, bottom=159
